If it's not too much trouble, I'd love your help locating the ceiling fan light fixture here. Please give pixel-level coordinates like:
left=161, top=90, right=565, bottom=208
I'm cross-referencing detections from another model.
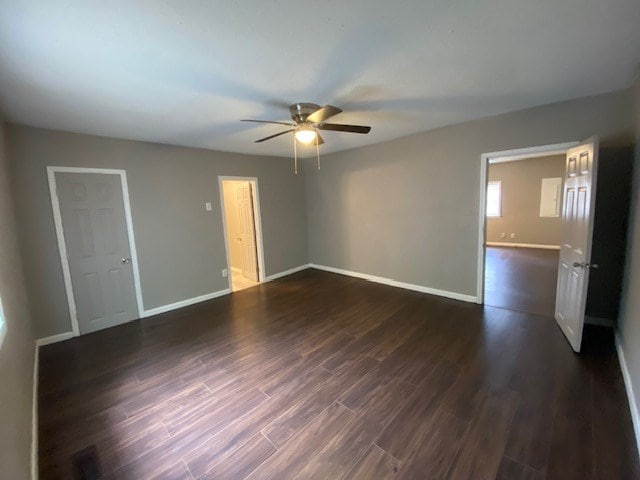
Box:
left=294, top=126, right=317, bottom=144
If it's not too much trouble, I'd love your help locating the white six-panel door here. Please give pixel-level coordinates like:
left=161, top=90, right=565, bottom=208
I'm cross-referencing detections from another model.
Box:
left=554, top=138, right=599, bottom=352
left=56, top=172, right=139, bottom=334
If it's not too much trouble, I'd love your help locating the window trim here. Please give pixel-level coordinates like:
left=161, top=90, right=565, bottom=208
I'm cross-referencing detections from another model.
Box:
left=486, top=180, right=502, bottom=218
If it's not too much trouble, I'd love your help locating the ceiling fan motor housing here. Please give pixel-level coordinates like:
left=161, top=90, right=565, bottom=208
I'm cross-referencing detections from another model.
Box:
left=290, top=103, right=321, bottom=124
left=242, top=103, right=369, bottom=144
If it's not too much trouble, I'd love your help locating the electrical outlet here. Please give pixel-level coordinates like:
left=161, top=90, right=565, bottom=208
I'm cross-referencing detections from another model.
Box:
left=205, top=202, right=212, bottom=211
left=501, top=232, right=506, bottom=238
left=510, top=233, right=516, bottom=239
left=222, top=269, right=228, bottom=277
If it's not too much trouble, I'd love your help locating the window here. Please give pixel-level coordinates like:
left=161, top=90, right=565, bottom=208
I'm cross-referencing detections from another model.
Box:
left=0, top=295, right=5, bottom=349
left=486, top=181, right=502, bottom=218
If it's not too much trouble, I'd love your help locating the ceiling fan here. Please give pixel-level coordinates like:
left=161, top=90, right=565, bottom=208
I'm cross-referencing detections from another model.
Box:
left=241, top=102, right=371, bottom=146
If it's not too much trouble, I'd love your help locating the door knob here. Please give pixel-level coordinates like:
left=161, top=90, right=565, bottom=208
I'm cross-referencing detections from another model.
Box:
left=121, top=257, right=131, bottom=264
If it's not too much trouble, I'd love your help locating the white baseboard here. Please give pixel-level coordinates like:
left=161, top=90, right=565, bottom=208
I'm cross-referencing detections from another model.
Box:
left=486, top=242, right=560, bottom=250
left=38, top=290, right=236, bottom=340
left=31, top=343, right=39, bottom=480
left=615, top=333, right=640, bottom=460
left=264, top=264, right=310, bottom=282
left=36, top=331, right=75, bottom=347
left=142, top=288, right=231, bottom=317
left=309, top=263, right=477, bottom=303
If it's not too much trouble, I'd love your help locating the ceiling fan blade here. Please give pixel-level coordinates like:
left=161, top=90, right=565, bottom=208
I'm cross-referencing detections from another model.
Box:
left=306, top=105, right=342, bottom=124
left=242, top=119, right=295, bottom=126
left=317, top=123, right=371, bottom=134
left=255, top=129, right=295, bottom=143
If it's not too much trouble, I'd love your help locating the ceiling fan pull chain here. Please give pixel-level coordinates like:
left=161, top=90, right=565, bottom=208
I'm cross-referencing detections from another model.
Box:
left=293, top=132, right=298, bottom=174
left=316, top=136, right=321, bottom=170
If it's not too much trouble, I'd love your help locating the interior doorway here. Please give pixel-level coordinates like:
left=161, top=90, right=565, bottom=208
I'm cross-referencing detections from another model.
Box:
left=477, top=142, right=578, bottom=317
left=219, top=177, right=265, bottom=291
left=48, top=166, right=144, bottom=336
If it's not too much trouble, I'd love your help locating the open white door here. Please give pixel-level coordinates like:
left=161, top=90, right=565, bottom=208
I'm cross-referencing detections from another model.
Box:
left=235, top=182, right=259, bottom=282
left=554, top=137, right=599, bottom=352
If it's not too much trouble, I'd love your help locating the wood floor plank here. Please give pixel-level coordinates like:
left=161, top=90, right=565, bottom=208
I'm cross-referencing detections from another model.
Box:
left=295, top=377, right=415, bottom=480
left=183, top=365, right=334, bottom=478
left=546, top=414, right=594, bottom=480
left=89, top=414, right=171, bottom=475
left=321, top=309, right=410, bottom=371
left=364, top=303, right=424, bottom=362
left=39, top=404, right=127, bottom=457
left=504, top=397, right=554, bottom=473
left=503, top=317, right=557, bottom=473
left=395, top=410, right=468, bottom=480
left=105, top=387, right=270, bottom=478
left=337, top=365, right=396, bottom=412
left=198, top=432, right=276, bottom=480
left=496, top=456, right=545, bottom=480
left=202, top=349, right=301, bottom=399
left=262, top=355, right=378, bottom=448
left=245, top=402, right=355, bottom=480
left=162, top=386, right=268, bottom=436
left=294, top=328, right=355, bottom=358
left=590, top=349, right=640, bottom=480
left=106, top=459, right=194, bottom=480
left=257, top=351, right=333, bottom=397
left=554, top=357, right=593, bottom=424
left=445, top=389, right=519, bottom=480
left=375, top=361, right=459, bottom=461
left=345, top=444, right=401, bottom=480
left=485, top=246, right=559, bottom=317
left=37, top=269, right=639, bottom=479
left=389, top=320, right=450, bottom=385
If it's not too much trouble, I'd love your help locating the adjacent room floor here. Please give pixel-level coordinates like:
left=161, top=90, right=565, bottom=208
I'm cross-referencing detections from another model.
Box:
left=231, top=269, right=258, bottom=291
left=484, top=246, right=559, bottom=317
left=38, top=269, right=638, bottom=479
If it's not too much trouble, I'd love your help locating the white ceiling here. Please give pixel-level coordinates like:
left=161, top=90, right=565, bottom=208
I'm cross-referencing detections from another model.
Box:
left=0, top=1, right=638, bottom=158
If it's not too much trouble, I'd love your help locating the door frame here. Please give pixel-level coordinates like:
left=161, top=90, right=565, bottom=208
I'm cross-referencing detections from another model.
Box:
left=47, top=166, right=144, bottom=336
left=218, top=176, right=266, bottom=289
left=476, top=142, right=579, bottom=304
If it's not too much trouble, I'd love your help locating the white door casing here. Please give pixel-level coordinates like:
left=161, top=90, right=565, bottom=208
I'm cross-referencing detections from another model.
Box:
left=218, top=176, right=266, bottom=290
left=476, top=142, right=580, bottom=304
left=48, top=167, right=144, bottom=336
left=235, top=182, right=259, bottom=282
left=554, top=137, right=599, bottom=352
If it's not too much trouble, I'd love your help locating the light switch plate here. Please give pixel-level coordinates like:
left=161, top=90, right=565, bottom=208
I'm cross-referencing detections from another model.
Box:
left=222, top=269, right=228, bottom=277
left=205, top=202, right=212, bottom=211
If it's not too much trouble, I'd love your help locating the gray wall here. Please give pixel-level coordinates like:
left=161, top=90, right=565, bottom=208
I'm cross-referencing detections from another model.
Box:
left=0, top=118, right=36, bottom=478
left=487, top=155, right=565, bottom=245
left=7, top=126, right=309, bottom=338
left=618, top=75, right=640, bottom=438
left=306, top=89, right=634, bottom=297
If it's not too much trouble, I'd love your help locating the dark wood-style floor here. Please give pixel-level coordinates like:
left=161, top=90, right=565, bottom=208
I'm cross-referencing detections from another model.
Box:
left=485, top=246, right=559, bottom=317
left=39, top=269, right=639, bottom=479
